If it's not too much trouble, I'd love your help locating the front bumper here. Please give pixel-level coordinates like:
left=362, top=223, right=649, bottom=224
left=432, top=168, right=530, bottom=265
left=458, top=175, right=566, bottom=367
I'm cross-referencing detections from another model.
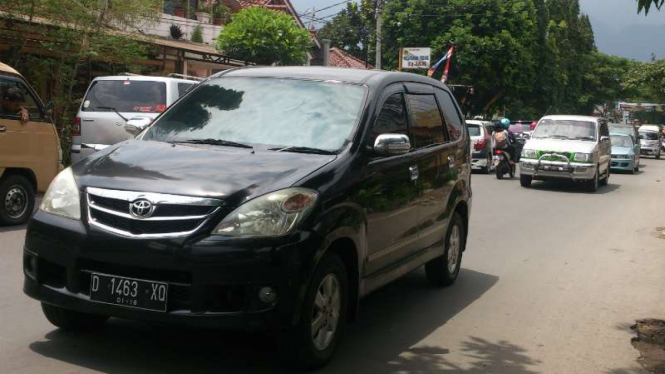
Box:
left=520, top=158, right=596, bottom=180
left=610, top=158, right=635, bottom=171
left=640, top=147, right=660, bottom=156
left=23, top=211, right=319, bottom=331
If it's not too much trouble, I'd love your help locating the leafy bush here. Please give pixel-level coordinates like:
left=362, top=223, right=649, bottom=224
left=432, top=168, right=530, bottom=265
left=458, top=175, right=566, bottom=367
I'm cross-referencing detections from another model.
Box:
left=216, top=7, right=311, bottom=65
left=191, top=25, right=204, bottom=43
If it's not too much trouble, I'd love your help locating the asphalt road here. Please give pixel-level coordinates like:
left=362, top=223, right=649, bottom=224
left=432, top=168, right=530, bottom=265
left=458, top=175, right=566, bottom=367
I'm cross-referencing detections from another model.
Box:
left=2, top=159, right=664, bottom=374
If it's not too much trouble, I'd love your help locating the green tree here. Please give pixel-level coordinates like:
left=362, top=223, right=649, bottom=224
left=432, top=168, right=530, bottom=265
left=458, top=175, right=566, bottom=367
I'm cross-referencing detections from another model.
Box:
left=216, top=7, right=311, bottom=65
left=0, top=0, right=161, bottom=163
left=638, top=0, right=664, bottom=14
left=580, top=52, right=637, bottom=117
left=317, top=0, right=376, bottom=65
left=191, top=25, right=204, bottom=43
left=625, top=59, right=665, bottom=102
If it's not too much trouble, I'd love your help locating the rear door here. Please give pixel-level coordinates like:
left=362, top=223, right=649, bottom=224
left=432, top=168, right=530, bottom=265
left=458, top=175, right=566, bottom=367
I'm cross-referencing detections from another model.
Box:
left=79, top=79, right=166, bottom=150
left=0, top=74, right=59, bottom=191
left=599, top=120, right=612, bottom=172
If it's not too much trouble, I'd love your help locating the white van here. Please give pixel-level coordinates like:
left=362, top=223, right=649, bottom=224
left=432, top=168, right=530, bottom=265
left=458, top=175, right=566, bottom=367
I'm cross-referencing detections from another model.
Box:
left=71, top=74, right=200, bottom=163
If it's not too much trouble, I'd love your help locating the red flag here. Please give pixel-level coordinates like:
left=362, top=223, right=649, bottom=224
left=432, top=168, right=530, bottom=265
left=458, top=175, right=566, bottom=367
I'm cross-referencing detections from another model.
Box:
left=441, top=46, right=454, bottom=83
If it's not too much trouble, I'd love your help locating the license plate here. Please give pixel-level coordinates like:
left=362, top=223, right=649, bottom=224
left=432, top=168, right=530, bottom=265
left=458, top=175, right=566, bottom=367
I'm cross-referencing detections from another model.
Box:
left=90, top=273, right=168, bottom=312
left=540, top=165, right=566, bottom=172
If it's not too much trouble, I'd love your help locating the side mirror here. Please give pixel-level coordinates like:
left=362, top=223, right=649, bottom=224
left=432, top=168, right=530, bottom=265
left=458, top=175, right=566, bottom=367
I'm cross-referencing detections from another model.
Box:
left=125, top=117, right=153, bottom=135
left=374, top=134, right=411, bottom=156
left=600, top=136, right=610, bottom=143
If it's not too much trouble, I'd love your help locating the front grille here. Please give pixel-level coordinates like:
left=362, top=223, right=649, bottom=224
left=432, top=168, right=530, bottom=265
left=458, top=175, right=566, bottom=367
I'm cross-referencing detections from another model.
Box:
left=538, top=151, right=572, bottom=161
left=87, top=187, right=223, bottom=238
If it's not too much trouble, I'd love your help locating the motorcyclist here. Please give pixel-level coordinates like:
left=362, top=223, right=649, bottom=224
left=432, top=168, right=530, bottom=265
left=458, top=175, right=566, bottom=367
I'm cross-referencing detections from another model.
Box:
left=492, top=118, right=517, bottom=163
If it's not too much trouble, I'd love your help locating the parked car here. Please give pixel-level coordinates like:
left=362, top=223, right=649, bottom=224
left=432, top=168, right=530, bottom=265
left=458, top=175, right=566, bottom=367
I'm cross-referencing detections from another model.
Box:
left=519, top=115, right=612, bottom=191
left=24, top=67, right=472, bottom=369
left=609, top=123, right=640, bottom=155
left=610, top=132, right=640, bottom=173
left=467, top=120, right=493, bottom=173
left=0, top=62, right=63, bottom=225
left=71, top=74, right=200, bottom=163
left=638, top=125, right=662, bottom=159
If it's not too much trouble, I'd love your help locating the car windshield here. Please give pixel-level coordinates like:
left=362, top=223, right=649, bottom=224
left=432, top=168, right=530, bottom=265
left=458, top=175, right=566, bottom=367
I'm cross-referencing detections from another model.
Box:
left=143, top=78, right=366, bottom=151
left=611, top=135, right=633, bottom=148
left=609, top=126, right=633, bottom=137
left=640, top=132, right=659, bottom=141
left=82, top=80, right=167, bottom=113
left=468, top=125, right=481, bottom=137
left=532, top=119, right=597, bottom=140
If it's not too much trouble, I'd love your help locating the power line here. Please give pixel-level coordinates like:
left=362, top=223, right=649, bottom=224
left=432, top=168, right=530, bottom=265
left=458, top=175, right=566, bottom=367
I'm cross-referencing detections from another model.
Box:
left=299, top=0, right=351, bottom=16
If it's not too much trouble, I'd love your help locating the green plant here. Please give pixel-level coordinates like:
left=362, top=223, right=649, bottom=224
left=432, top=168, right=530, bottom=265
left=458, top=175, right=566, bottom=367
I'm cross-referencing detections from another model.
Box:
left=213, top=3, right=230, bottom=19
left=216, top=7, right=311, bottom=65
left=191, top=25, right=204, bottom=43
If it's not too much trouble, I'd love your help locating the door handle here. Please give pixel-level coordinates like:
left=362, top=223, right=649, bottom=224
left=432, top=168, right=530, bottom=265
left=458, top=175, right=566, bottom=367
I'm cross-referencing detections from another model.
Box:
left=409, top=165, right=419, bottom=181
left=0, top=126, right=5, bottom=133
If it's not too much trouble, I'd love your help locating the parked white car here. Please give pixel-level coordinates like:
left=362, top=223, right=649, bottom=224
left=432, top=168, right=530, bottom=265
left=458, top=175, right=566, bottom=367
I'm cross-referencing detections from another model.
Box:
left=466, top=120, right=494, bottom=173
left=519, top=115, right=612, bottom=192
left=70, top=74, right=200, bottom=163
left=638, top=124, right=662, bottom=159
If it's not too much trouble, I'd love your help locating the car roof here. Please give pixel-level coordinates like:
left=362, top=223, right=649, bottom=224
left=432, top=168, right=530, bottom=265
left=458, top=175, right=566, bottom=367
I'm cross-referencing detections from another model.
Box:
left=92, top=75, right=199, bottom=84
left=466, top=120, right=488, bottom=126
left=0, top=62, right=22, bottom=77
left=610, top=132, right=631, bottom=137
left=540, top=115, right=600, bottom=123
left=639, top=125, right=661, bottom=132
left=216, top=66, right=450, bottom=89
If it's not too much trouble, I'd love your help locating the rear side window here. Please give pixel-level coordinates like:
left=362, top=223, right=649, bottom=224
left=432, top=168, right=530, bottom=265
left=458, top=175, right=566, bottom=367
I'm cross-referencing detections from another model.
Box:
left=82, top=80, right=167, bottom=113
left=178, top=83, right=195, bottom=97
left=467, top=125, right=481, bottom=137
left=370, top=93, right=408, bottom=144
left=405, top=94, right=445, bottom=148
left=435, top=89, right=464, bottom=141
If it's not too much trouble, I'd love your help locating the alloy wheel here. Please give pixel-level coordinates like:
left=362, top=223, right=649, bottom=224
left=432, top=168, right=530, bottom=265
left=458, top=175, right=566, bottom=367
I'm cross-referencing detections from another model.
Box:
left=447, top=225, right=461, bottom=273
left=4, top=185, right=28, bottom=219
left=311, top=273, right=341, bottom=351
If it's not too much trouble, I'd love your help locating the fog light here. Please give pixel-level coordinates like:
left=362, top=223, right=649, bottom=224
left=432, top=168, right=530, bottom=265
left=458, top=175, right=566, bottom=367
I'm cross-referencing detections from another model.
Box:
left=258, top=287, right=277, bottom=304
left=575, top=167, right=587, bottom=173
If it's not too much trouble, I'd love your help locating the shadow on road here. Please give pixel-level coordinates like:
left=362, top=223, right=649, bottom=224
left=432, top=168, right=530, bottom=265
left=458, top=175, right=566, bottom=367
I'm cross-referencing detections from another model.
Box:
left=530, top=180, right=621, bottom=195
left=27, top=269, right=522, bottom=373
left=0, top=223, right=27, bottom=233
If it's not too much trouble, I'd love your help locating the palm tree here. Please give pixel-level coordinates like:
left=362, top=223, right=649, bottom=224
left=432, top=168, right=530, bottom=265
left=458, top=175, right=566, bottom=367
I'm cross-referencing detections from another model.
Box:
left=638, top=0, right=664, bottom=14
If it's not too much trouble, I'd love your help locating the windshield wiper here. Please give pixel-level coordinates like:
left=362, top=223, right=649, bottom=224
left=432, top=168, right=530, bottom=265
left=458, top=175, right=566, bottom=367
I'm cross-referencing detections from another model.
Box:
left=97, top=106, right=129, bottom=122
left=270, top=146, right=337, bottom=155
left=176, top=138, right=253, bottom=149
left=570, top=136, right=596, bottom=141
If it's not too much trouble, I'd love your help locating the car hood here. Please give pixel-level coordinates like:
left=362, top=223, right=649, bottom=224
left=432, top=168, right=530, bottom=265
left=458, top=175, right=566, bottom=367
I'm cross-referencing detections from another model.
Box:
left=611, top=146, right=633, bottom=155
left=524, top=138, right=597, bottom=153
left=72, top=140, right=337, bottom=206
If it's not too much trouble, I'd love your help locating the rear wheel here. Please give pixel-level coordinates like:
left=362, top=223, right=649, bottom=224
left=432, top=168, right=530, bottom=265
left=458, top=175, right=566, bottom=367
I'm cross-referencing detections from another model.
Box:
left=41, top=303, right=109, bottom=331
left=281, top=253, right=347, bottom=370
left=520, top=174, right=532, bottom=188
left=0, top=174, right=35, bottom=226
left=495, top=163, right=504, bottom=180
left=482, top=155, right=491, bottom=174
left=425, top=213, right=465, bottom=287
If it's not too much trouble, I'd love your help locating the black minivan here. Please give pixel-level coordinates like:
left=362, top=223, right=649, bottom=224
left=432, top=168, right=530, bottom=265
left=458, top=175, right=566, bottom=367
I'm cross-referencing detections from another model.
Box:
left=24, top=67, right=472, bottom=369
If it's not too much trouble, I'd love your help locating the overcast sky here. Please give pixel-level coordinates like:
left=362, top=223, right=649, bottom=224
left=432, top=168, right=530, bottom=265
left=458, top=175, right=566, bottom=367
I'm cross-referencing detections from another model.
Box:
left=290, top=0, right=665, bottom=61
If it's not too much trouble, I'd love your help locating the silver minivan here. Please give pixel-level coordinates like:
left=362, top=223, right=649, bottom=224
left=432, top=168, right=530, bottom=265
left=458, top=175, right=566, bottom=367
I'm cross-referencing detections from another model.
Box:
left=71, top=74, right=200, bottom=163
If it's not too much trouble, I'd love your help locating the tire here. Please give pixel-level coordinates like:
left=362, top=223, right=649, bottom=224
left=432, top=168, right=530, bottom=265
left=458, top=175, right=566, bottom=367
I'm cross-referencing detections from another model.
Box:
left=425, top=213, right=465, bottom=287
left=586, top=167, right=599, bottom=192
left=482, top=155, right=491, bottom=174
left=520, top=174, right=532, bottom=188
left=495, top=164, right=504, bottom=180
left=0, top=174, right=35, bottom=226
left=657, top=152, right=661, bottom=160
left=281, top=253, right=348, bottom=370
left=599, top=165, right=609, bottom=186
left=635, top=160, right=640, bottom=172
left=41, top=303, right=109, bottom=331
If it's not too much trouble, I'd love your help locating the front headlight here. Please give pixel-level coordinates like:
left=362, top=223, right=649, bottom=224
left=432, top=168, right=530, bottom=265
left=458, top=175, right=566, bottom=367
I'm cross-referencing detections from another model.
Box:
left=573, top=153, right=592, bottom=162
left=213, top=188, right=318, bottom=237
left=522, top=149, right=537, bottom=159
left=39, top=167, right=81, bottom=220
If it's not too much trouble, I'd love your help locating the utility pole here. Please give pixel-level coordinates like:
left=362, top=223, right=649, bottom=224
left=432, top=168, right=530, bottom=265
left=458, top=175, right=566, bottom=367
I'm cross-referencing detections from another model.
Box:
left=375, top=0, right=383, bottom=70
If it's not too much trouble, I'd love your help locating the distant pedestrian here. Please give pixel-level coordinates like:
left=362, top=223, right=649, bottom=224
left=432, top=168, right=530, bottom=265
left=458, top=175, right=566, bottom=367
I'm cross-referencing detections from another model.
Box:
left=1, top=87, right=29, bottom=125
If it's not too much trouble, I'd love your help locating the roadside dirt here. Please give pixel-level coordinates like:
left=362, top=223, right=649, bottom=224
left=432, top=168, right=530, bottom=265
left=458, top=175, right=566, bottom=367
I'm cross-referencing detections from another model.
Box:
left=656, top=227, right=665, bottom=240
left=632, top=319, right=665, bottom=373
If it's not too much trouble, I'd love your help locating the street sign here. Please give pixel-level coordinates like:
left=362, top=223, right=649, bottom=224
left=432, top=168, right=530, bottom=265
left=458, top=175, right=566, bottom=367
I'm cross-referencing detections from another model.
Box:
left=401, top=48, right=431, bottom=69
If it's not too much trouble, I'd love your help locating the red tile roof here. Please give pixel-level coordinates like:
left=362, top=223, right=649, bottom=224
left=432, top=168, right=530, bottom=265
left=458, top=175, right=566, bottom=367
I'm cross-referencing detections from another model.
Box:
left=328, top=47, right=373, bottom=69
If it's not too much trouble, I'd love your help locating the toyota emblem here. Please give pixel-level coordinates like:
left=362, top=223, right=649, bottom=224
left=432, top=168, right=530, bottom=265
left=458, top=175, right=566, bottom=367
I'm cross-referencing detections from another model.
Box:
left=129, top=199, right=154, bottom=218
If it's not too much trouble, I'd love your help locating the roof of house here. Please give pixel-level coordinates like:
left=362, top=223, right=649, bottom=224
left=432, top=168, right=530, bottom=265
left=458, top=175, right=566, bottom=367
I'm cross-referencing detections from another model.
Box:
left=328, top=48, right=373, bottom=69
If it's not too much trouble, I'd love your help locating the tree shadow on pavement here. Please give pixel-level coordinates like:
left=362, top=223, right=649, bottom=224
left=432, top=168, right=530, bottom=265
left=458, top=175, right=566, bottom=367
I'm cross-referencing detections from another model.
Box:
left=30, top=268, right=506, bottom=374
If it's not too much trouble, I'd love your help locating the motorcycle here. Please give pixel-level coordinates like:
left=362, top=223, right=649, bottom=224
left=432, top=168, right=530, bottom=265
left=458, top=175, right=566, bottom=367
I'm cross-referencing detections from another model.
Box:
left=493, top=149, right=515, bottom=180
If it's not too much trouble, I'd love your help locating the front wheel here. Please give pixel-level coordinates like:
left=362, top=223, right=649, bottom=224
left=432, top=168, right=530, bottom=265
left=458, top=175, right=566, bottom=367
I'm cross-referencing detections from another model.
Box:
left=586, top=167, right=599, bottom=192
left=520, top=174, right=532, bottom=188
left=599, top=165, right=609, bottom=186
left=0, top=175, right=35, bottom=225
left=657, top=152, right=661, bottom=160
left=425, top=213, right=465, bottom=287
left=281, top=253, right=348, bottom=370
left=41, top=303, right=108, bottom=331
